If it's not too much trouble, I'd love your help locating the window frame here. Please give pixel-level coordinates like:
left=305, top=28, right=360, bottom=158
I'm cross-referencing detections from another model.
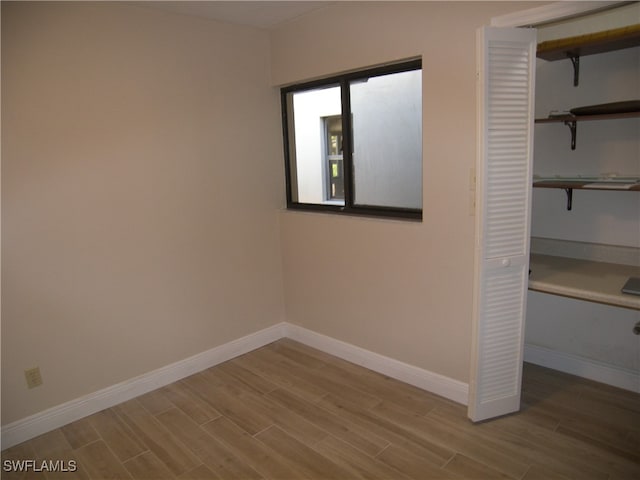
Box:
left=281, top=59, right=423, bottom=221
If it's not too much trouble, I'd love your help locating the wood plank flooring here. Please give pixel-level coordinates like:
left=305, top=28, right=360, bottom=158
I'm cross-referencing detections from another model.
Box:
left=2, top=339, right=639, bottom=479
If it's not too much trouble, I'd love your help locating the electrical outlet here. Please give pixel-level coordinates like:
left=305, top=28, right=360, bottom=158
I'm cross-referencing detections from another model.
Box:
left=25, top=367, right=43, bottom=389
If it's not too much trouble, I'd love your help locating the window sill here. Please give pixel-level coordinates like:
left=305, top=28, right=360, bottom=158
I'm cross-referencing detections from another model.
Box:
left=284, top=203, right=422, bottom=222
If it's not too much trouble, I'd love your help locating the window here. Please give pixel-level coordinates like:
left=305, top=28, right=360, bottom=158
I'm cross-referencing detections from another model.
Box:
left=281, top=60, right=422, bottom=219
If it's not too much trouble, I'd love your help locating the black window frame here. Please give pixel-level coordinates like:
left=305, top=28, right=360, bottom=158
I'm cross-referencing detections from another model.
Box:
left=281, top=59, right=423, bottom=221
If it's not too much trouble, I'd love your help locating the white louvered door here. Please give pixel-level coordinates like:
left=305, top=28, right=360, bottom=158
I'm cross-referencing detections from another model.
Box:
left=469, top=26, right=536, bottom=422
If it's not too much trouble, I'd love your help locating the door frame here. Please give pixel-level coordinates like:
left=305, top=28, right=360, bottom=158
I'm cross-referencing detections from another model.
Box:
left=490, top=1, right=626, bottom=28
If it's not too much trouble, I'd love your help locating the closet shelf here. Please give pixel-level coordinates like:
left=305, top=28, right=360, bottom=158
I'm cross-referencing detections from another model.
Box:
left=533, top=179, right=640, bottom=191
left=537, top=24, right=640, bottom=61
left=529, top=254, right=640, bottom=310
left=535, top=111, right=640, bottom=123
left=537, top=24, right=640, bottom=86
left=533, top=180, right=640, bottom=210
left=535, top=111, right=640, bottom=150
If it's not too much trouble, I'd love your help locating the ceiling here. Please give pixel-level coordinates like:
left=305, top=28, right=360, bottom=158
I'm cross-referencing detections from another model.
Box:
left=137, top=1, right=332, bottom=29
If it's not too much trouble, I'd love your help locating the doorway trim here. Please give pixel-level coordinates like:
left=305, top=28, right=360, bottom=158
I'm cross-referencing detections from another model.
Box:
left=491, top=1, right=627, bottom=28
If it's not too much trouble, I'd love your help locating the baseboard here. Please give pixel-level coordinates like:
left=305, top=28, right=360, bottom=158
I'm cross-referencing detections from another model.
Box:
left=2, top=321, right=469, bottom=449
left=524, top=344, right=640, bottom=393
left=5, top=325, right=633, bottom=450
left=284, top=324, right=469, bottom=405
left=1, top=323, right=287, bottom=449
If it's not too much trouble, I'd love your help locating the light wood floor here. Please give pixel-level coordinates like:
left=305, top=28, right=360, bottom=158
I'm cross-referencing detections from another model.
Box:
left=2, top=339, right=639, bottom=479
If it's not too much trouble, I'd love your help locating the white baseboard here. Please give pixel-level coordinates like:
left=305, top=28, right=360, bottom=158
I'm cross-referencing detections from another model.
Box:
left=284, top=324, right=469, bottom=405
left=10, top=324, right=635, bottom=451
left=524, top=344, right=640, bottom=393
left=1, top=323, right=287, bottom=449
left=2, top=322, right=469, bottom=450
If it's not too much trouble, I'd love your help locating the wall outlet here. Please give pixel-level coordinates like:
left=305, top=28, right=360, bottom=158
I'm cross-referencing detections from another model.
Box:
left=25, top=367, right=43, bottom=389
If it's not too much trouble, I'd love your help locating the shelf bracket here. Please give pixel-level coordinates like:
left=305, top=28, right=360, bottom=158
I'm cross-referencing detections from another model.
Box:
left=564, top=119, right=577, bottom=150
left=564, top=188, right=573, bottom=211
left=568, top=54, right=580, bottom=86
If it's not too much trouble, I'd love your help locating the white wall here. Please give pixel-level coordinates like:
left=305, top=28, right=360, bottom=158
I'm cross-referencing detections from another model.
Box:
left=527, top=7, right=640, bottom=380
left=1, top=2, right=285, bottom=425
left=527, top=292, right=639, bottom=373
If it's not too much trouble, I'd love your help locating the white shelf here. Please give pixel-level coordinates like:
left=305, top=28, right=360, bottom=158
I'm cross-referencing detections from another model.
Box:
left=529, top=253, right=640, bottom=310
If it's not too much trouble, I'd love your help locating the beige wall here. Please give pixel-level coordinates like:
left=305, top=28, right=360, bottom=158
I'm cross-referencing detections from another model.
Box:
left=1, top=2, right=285, bottom=424
left=273, top=1, right=540, bottom=383
left=1, top=0, right=546, bottom=427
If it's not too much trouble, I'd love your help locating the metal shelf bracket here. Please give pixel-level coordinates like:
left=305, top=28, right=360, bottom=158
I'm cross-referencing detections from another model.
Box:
left=564, top=119, right=577, bottom=150
left=569, top=55, right=580, bottom=86
left=564, top=188, right=573, bottom=211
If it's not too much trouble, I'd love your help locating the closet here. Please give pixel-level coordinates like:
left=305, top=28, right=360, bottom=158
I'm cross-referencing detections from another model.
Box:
left=470, top=2, right=639, bottom=422
left=526, top=6, right=640, bottom=392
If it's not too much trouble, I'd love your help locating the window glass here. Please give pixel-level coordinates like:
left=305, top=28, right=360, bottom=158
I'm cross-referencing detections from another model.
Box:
left=286, top=86, right=343, bottom=205
left=350, top=70, right=422, bottom=209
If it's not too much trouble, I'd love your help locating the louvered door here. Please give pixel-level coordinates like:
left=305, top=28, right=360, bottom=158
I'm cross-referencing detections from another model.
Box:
left=469, top=26, right=536, bottom=422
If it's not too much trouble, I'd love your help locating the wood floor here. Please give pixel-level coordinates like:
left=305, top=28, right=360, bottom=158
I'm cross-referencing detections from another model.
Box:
left=2, top=339, right=639, bottom=479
